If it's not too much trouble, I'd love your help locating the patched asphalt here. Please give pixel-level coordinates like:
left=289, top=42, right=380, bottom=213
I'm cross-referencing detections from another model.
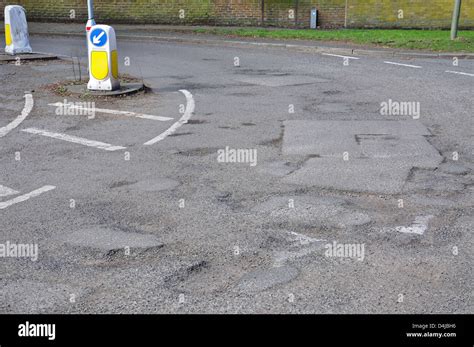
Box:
left=0, top=34, right=472, bottom=314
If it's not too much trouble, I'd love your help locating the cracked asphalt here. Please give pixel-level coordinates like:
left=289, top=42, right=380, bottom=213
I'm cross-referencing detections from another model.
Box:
left=0, top=33, right=472, bottom=313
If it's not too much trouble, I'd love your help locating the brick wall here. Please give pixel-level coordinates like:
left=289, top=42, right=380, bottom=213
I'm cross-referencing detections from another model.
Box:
left=261, top=0, right=344, bottom=28
left=0, top=0, right=473, bottom=29
left=346, top=0, right=474, bottom=29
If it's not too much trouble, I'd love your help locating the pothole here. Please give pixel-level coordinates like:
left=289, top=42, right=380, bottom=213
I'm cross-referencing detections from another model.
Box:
left=109, top=180, right=137, bottom=189
left=128, top=178, right=180, bottom=192
left=235, top=266, right=299, bottom=294
left=55, top=227, right=164, bottom=257
left=187, top=119, right=208, bottom=125
left=177, top=147, right=220, bottom=157
left=253, top=196, right=371, bottom=229
left=164, top=260, right=210, bottom=287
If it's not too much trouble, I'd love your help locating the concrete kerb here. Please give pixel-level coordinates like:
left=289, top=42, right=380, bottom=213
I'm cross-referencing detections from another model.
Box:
left=0, top=52, right=58, bottom=62
left=7, top=29, right=474, bottom=60
left=66, top=82, right=145, bottom=97
left=393, top=51, right=446, bottom=59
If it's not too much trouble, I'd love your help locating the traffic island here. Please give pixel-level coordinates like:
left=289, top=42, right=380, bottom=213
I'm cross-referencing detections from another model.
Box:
left=67, top=82, right=145, bottom=97
left=46, top=75, right=147, bottom=99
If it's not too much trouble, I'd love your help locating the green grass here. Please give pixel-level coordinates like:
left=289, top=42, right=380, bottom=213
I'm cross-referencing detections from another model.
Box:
left=194, top=28, right=474, bottom=53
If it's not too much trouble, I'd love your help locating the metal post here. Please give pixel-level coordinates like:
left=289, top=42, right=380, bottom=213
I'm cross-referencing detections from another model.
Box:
left=295, top=0, right=299, bottom=27
left=450, top=0, right=462, bottom=40
left=88, top=0, right=94, bottom=21
left=86, top=0, right=96, bottom=32
left=344, top=0, right=349, bottom=28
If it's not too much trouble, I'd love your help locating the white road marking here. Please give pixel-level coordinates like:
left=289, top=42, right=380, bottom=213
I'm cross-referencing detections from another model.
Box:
left=445, top=70, right=474, bottom=77
left=0, top=185, right=19, bottom=198
left=322, top=53, right=360, bottom=60
left=0, top=185, right=56, bottom=210
left=21, top=128, right=126, bottom=151
left=384, top=61, right=422, bottom=69
left=273, top=231, right=326, bottom=267
left=144, top=90, right=195, bottom=146
left=395, top=215, right=434, bottom=235
left=0, top=93, right=34, bottom=138
left=48, top=103, right=174, bottom=122
left=287, top=231, right=326, bottom=245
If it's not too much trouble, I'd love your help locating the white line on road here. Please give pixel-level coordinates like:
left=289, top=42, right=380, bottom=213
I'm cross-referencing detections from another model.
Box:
left=0, top=185, right=56, bottom=210
left=21, top=128, right=126, bottom=151
left=395, top=215, right=434, bottom=235
left=0, top=185, right=19, bottom=198
left=287, top=231, right=326, bottom=245
left=48, top=103, right=174, bottom=122
left=384, top=61, right=422, bottom=69
left=0, top=94, right=34, bottom=138
left=322, top=53, right=360, bottom=60
left=445, top=70, right=474, bottom=77
left=144, top=90, right=195, bottom=146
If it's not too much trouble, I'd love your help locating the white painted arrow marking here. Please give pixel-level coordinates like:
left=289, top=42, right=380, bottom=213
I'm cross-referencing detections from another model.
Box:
left=93, top=31, right=105, bottom=45
left=0, top=93, right=34, bottom=138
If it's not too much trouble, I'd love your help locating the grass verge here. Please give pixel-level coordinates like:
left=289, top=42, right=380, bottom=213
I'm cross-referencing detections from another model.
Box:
left=194, top=28, right=474, bottom=53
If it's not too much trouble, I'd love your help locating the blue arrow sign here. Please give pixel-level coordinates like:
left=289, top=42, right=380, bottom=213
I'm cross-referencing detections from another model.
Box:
left=90, top=28, right=107, bottom=47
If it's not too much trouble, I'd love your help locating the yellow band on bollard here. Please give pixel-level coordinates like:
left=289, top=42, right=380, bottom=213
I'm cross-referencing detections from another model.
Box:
left=111, top=50, right=118, bottom=79
left=90, top=51, right=109, bottom=80
left=5, top=24, right=12, bottom=46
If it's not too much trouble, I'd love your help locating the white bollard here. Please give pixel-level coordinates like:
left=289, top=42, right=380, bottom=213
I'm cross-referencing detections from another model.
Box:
left=87, top=25, right=120, bottom=91
left=4, top=5, right=32, bottom=55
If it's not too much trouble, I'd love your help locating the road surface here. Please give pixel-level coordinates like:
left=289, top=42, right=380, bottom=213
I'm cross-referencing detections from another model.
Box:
left=0, top=34, right=472, bottom=313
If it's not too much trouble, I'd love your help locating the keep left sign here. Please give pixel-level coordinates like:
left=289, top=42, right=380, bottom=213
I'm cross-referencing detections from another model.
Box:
left=87, top=25, right=120, bottom=91
left=90, top=28, right=108, bottom=47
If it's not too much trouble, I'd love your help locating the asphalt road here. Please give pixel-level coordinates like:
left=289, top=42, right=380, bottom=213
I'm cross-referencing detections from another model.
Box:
left=0, top=34, right=472, bottom=313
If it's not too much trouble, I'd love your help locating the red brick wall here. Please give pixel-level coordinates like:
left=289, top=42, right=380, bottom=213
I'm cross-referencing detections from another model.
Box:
left=1, top=0, right=472, bottom=28
left=0, top=0, right=345, bottom=28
